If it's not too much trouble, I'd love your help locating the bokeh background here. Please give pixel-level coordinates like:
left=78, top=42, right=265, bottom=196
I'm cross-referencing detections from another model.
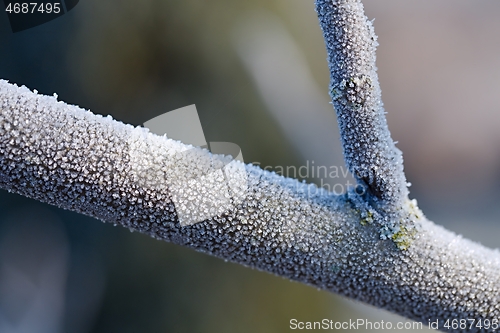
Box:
left=1, top=0, right=500, bottom=332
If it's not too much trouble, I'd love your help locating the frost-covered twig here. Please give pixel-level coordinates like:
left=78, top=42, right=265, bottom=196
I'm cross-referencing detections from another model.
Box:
left=1, top=80, right=500, bottom=332
left=315, top=0, right=418, bottom=246
left=315, top=0, right=408, bottom=211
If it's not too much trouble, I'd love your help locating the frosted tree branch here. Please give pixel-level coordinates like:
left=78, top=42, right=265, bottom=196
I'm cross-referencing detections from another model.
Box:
left=313, top=0, right=421, bottom=247
left=316, top=0, right=408, bottom=210
left=1, top=0, right=499, bottom=330
left=1, top=80, right=500, bottom=332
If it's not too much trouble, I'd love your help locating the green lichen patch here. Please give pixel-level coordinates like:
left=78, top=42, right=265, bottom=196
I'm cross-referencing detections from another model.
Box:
left=387, top=199, right=423, bottom=250
left=391, top=225, right=418, bottom=251
left=360, top=210, right=373, bottom=226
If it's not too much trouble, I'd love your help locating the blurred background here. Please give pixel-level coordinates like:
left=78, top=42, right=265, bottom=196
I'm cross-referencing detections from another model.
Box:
left=1, top=0, right=500, bottom=332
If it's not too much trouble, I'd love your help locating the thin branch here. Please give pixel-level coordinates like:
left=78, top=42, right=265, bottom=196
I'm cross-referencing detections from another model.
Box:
left=315, top=0, right=418, bottom=245
left=315, top=0, right=408, bottom=211
left=1, top=80, right=500, bottom=331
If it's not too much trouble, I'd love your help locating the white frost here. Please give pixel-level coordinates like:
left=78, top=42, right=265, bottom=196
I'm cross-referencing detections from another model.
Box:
left=1, top=80, right=500, bottom=331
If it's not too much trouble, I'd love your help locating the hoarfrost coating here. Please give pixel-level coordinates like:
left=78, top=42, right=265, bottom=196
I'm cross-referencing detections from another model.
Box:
left=315, top=0, right=408, bottom=212
left=1, top=80, right=500, bottom=332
